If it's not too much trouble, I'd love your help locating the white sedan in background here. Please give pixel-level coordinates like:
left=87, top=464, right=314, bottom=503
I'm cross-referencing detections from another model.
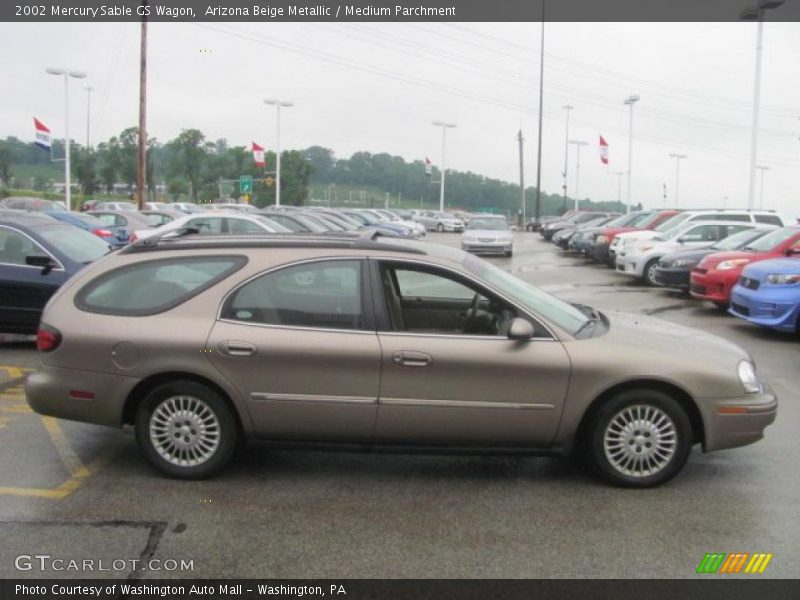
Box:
left=461, top=215, right=514, bottom=257
left=132, top=211, right=292, bottom=242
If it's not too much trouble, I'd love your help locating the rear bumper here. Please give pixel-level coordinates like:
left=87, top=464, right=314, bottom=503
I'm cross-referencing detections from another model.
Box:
left=592, top=243, right=611, bottom=263
left=25, top=364, right=139, bottom=428
left=730, top=285, right=800, bottom=333
left=690, top=269, right=739, bottom=303
left=653, top=266, right=691, bottom=289
left=697, top=386, right=778, bottom=452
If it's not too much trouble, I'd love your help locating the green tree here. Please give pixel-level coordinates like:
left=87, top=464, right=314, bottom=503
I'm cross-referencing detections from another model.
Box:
left=72, top=147, right=98, bottom=195
left=168, top=129, right=208, bottom=202
left=0, top=141, right=11, bottom=186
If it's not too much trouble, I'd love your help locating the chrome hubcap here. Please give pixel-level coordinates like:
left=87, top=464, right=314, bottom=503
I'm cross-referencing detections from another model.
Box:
left=150, top=395, right=220, bottom=467
left=603, top=404, right=677, bottom=478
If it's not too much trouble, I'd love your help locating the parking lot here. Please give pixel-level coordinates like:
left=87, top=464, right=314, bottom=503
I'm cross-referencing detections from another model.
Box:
left=1, top=231, right=798, bottom=579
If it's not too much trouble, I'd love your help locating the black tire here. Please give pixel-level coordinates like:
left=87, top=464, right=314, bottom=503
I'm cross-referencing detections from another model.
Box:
left=586, top=388, right=692, bottom=488
left=135, top=380, right=238, bottom=479
left=436, top=223, right=444, bottom=232
left=643, top=258, right=660, bottom=286
left=713, top=301, right=729, bottom=311
left=505, top=250, right=513, bottom=257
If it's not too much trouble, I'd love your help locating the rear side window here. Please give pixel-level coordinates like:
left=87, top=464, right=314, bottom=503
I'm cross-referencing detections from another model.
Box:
left=76, top=256, right=246, bottom=316
left=755, top=215, right=783, bottom=226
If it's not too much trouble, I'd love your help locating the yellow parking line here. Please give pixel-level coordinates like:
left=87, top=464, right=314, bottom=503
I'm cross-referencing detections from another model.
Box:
left=41, top=417, right=90, bottom=479
left=0, top=404, right=32, bottom=413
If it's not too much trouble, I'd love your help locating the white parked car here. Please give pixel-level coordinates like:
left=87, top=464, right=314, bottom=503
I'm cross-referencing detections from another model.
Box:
left=616, top=221, right=754, bottom=285
left=414, top=210, right=465, bottom=232
left=133, top=211, right=292, bottom=242
left=461, top=215, right=514, bottom=256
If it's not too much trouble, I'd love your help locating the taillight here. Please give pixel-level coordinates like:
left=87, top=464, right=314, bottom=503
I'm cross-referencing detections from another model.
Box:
left=36, top=325, right=62, bottom=352
left=93, top=228, right=113, bottom=237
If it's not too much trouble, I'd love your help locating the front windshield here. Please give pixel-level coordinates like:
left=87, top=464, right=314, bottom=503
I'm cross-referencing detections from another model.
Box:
left=711, top=228, right=767, bottom=251
left=655, top=213, right=689, bottom=233
left=463, top=254, right=589, bottom=336
left=344, top=212, right=369, bottom=225
left=467, top=218, right=509, bottom=231
left=744, top=227, right=798, bottom=252
left=38, top=225, right=110, bottom=263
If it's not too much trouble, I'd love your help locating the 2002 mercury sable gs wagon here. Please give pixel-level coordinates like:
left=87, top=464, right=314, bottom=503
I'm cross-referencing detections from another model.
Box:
left=26, top=232, right=778, bottom=487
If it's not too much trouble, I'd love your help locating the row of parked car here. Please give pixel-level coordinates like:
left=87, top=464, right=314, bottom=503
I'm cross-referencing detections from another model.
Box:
left=536, top=208, right=800, bottom=335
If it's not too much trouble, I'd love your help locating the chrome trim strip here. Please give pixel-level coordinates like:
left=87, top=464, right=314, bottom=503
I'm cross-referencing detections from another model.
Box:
left=380, top=397, right=554, bottom=410
left=251, top=392, right=377, bottom=405
left=379, top=331, right=555, bottom=342
left=218, top=318, right=376, bottom=336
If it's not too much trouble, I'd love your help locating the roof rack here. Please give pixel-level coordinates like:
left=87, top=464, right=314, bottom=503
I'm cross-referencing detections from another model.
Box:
left=118, top=231, right=427, bottom=255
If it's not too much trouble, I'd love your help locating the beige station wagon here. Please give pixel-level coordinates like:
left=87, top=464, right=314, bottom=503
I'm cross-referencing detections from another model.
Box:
left=26, top=232, right=778, bottom=487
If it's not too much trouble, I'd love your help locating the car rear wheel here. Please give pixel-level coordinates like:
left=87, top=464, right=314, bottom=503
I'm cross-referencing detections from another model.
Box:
left=436, top=223, right=444, bottom=232
left=643, top=258, right=660, bottom=286
left=588, top=389, right=692, bottom=488
left=135, top=381, right=238, bottom=479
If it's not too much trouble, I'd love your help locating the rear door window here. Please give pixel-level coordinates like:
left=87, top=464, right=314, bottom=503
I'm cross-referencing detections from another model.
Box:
left=755, top=215, right=783, bottom=226
left=76, top=256, right=246, bottom=315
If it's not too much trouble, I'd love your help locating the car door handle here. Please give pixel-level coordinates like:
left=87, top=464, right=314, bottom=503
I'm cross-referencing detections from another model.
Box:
left=219, top=341, right=256, bottom=357
left=392, top=350, right=432, bottom=367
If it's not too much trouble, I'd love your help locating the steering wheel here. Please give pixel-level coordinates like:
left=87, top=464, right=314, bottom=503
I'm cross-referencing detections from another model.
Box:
left=463, top=293, right=481, bottom=333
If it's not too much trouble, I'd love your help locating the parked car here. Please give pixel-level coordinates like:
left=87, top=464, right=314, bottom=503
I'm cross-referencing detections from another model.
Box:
left=461, top=215, right=513, bottom=256
left=143, top=202, right=172, bottom=211
left=593, top=210, right=679, bottom=266
left=0, top=212, right=111, bottom=334
left=47, top=211, right=130, bottom=248
left=341, top=209, right=414, bottom=238
left=26, top=233, right=777, bottom=487
left=169, top=203, right=202, bottom=214
left=556, top=216, right=617, bottom=250
left=729, top=258, right=800, bottom=333
left=88, top=210, right=157, bottom=235
left=133, top=211, right=292, bottom=242
left=259, top=211, right=330, bottom=233
left=0, top=196, right=66, bottom=212
left=211, top=203, right=260, bottom=214
left=526, top=213, right=574, bottom=232
left=653, top=227, right=778, bottom=291
left=616, top=222, right=754, bottom=285
left=140, top=210, right=185, bottom=227
left=690, top=227, right=800, bottom=308
left=541, top=211, right=611, bottom=241
left=371, top=209, right=427, bottom=237
left=570, top=214, right=641, bottom=256
left=414, top=210, right=465, bottom=232
left=94, top=201, right=138, bottom=211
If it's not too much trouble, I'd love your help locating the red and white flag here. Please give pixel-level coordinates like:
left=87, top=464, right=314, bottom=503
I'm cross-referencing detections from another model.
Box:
left=252, top=142, right=265, bottom=168
left=599, top=135, right=609, bottom=165
left=34, top=118, right=51, bottom=150
left=424, top=156, right=432, bottom=176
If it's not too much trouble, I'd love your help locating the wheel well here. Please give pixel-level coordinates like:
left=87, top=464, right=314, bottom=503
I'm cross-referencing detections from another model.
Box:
left=122, top=372, right=244, bottom=432
left=575, top=379, right=705, bottom=449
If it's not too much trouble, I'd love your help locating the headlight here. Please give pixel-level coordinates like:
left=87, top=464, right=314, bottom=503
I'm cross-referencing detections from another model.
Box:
left=737, top=360, right=761, bottom=394
left=597, top=235, right=608, bottom=244
left=673, top=259, right=697, bottom=268
left=718, top=259, right=751, bottom=271
left=766, top=273, right=800, bottom=285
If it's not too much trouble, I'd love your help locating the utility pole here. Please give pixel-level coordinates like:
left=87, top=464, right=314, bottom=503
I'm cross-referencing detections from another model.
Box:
left=756, top=165, right=770, bottom=209
left=84, top=86, right=93, bottom=149
left=432, top=121, right=456, bottom=212
left=668, top=153, right=687, bottom=208
left=533, top=2, right=545, bottom=225
left=136, top=1, right=148, bottom=209
left=561, top=104, right=573, bottom=213
left=613, top=171, right=624, bottom=205
left=517, top=129, right=525, bottom=227
left=624, top=94, right=640, bottom=213
left=568, top=140, right=588, bottom=210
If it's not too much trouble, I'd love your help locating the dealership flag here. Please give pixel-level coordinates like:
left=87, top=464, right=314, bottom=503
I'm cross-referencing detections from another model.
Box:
left=34, top=118, right=51, bottom=150
left=252, top=142, right=265, bottom=168
left=599, top=135, right=609, bottom=165
left=424, top=156, right=432, bottom=176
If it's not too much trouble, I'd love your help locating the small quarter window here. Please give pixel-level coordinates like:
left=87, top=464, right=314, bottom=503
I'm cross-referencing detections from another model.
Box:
left=77, top=256, right=246, bottom=315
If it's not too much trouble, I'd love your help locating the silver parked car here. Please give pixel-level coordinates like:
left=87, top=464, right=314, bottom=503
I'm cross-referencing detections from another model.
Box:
left=414, top=210, right=465, bottom=232
left=461, top=215, right=514, bottom=256
left=26, top=233, right=777, bottom=487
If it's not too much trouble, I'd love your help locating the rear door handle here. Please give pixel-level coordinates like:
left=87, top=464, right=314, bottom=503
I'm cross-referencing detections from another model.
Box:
left=219, top=341, right=256, bottom=357
left=392, top=350, right=432, bottom=367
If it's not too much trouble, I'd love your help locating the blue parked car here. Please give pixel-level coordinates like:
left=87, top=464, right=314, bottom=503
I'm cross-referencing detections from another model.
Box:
left=729, top=257, right=800, bottom=333
left=0, top=212, right=111, bottom=334
left=46, top=210, right=130, bottom=248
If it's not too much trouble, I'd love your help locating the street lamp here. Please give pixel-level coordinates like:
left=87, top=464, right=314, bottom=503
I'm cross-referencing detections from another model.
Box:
left=264, top=98, right=294, bottom=207
left=561, top=105, right=573, bottom=212
left=756, top=165, right=770, bottom=208
left=432, top=121, right=457, bottom=212
left=568, top=140, right=588, bottom=210
left=668, top=153, right=687, bottom=208
left=740, top=0, right=785, bottom=209
left=46, top=67, right=87, bottom=211
left=84, top=86, right=94, bottom=149
left=624, top=94, right=640, bottom=214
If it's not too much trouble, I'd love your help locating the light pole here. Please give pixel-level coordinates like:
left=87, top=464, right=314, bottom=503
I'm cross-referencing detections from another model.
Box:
left=568, top=140, right=588, bottom=210
left=561, top=105, right=573, bottom=212
left=756, top=165, right=770, bottom=208
left=612, top=171, right=624, bottom=206
left=432, top=121, right=456, bottom=212
left=668, top=153, right=687, bottom=208
left=740, top=0, right=785, bottom=209
left=264, top=98, right=294, bottom=207
left=46, top=67, right=87, bottom=211
left=84, top=86, right=94, bottom=149
left=624, top=95, right=640, bottom=214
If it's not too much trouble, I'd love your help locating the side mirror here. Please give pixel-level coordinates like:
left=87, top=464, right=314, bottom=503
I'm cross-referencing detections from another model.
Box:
left=25, top=255, right=55, bottom=274
left=507, top=317, right=535, bottom=341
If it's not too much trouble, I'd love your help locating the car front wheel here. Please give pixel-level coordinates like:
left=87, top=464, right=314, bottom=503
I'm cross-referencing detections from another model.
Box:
left=436, top=223, right=445, bottom=232
left=643, top=258, right=660, bottom=286
left=588, top=389, right=692, bottom=487
left=135, top=381, right=238, bottom=479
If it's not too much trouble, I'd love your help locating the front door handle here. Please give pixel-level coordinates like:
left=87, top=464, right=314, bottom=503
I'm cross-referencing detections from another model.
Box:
left=219, top=341, right=256, bottom=357
left=392, top=350, right=432, bottom=367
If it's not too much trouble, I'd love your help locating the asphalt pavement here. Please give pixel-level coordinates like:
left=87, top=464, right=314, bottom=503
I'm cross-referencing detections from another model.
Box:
left=1, top=232, right=798, bottom=579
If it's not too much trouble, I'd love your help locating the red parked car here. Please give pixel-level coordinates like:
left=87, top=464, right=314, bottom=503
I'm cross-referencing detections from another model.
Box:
left=690, top=226, right=800, bottom=308
left=592, top=209, right=680, bottom=266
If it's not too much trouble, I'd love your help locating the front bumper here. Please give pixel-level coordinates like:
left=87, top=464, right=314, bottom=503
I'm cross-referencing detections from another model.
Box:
left=25, top=364, right=139, bottom=428
left=615, top=252, right=644, bottom=277
left=697, top=386, right=778, bottom=452
left=730, top=285, right=800, bottom=333
left=440, top=223, right=464, bottom=232
left=690, top=268, right=739, bottom=304
left=462, top=242, right=513, bottom=255
left=653, top=265, right=691, bottom=289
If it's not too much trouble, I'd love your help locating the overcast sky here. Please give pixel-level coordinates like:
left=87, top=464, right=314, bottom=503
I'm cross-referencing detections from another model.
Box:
left=2, top=21, right=799, bottom=219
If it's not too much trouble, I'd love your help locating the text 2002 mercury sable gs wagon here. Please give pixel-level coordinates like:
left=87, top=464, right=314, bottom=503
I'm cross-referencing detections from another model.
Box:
left=26, top=232, right=777, bottom=487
